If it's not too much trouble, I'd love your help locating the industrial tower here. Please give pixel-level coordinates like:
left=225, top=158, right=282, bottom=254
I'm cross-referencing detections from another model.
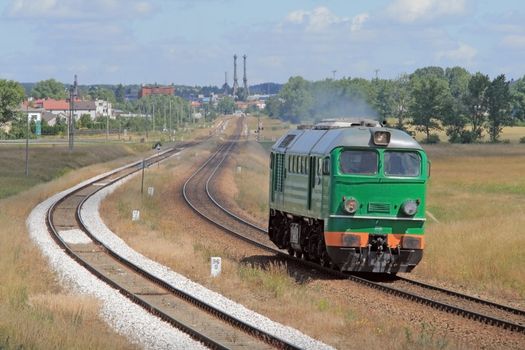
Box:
left=221, top=71, right=229, bottom=95
left=232, top=54, right=239, bottom=99
left=243, top=54, right=249, bottom=99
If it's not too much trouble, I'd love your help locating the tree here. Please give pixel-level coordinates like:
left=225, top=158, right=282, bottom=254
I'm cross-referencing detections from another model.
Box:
left=411, top=66, right=446, bottom=80
left=265, top=95, right=283, bottom=118
left=445, top=67, right=470, bottom=99
left=463, top=73, right=490, bottom=142
left=372, top=79, right=395, bottom=123
left=485, top=74, right=512, bottom=142
left=217, top=96, right=235, bottom=115
left=408, top=76, right=453, bottom=142
left=443, top=67, right=471, bottom=142
left=510, top=76, right=525, bottom=121
left=278, top=76, right=313, bottom=122
left=391, top=74, right=411, bottom=130
left=0, top=79, right=25, bottom=125
left=115, top=84, right=126, bottom=103
left=31, top=79, right=67, bottom=99
left=88, top=86, right=116, bottom=103
left=77, top=114, right=93, bottom=129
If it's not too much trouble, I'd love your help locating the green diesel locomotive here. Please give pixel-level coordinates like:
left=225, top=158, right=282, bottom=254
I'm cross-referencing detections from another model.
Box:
left=268, top=119, right=429, bottom=273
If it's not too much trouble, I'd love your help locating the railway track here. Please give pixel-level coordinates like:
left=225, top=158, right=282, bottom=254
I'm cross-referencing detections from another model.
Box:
left=182, top=129, right=525, bottom=335
left=45, top=142, right=302, bottom=350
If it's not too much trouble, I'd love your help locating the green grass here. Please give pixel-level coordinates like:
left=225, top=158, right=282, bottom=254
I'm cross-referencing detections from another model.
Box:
left=0, top=143, right=150, bottom=199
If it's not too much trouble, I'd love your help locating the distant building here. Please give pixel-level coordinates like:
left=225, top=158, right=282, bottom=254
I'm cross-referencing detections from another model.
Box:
left=42, top=111, right=61, bottom=126
left=235, top=99, right=266, bottom=111
left=17, top=104, right=60, bottom=129
left=139, top=85, right=175, bottom=98
left=31, top=98, right=96, bottom=121
left=95, top=99, right=113, bottom=118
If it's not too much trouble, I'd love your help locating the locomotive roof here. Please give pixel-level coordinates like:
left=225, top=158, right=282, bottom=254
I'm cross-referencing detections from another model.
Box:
left=272, top=126, right=423, bottom=155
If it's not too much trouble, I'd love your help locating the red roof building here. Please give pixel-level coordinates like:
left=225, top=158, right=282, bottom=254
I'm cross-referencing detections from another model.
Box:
left=139, top=85, right=175, bottom=98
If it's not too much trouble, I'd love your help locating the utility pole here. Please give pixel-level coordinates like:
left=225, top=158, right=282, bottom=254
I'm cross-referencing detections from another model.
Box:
left=242, top=54, right=249, bottom=99
left=68, top=75, right=78, bottom=151
left=169, top=99, right=172, bottom=140
left=256, top=114, right=260, bottom=142
left=106, top=112, right=109, bottom=142
left=332, top=70, right=337, bottom=80
left=374, top=69, right=380, bottom=80
left=25, top=102, right=29, bottom=176
left=143, top=104, right=148, bottom=140
left=163, top=101, right=167, bottom=132
left=179, top=103, right=183, bottom=126
left=152, top=102, right=155, bottom=135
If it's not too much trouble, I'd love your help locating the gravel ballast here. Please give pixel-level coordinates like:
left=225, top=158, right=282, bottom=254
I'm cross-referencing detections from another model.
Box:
left=81, top=168, right=333, bottom=350
left=27, top=166, right=207, bottom=350
left=28, top=155, right=333, bottom=349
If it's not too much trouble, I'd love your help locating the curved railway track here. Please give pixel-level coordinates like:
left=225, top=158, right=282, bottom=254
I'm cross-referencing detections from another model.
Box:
left=46, top=142, right=301, bottom=350
left=182, top=126, right=525, bottom=335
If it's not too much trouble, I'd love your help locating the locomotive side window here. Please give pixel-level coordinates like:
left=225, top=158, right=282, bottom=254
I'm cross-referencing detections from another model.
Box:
left=340, top=150, right=378, bottom=175
left=384, top=151, right=421, bottom=177
left=322, top=157, right=330, bottom=175
left=304, top=157, right=308, bottom=174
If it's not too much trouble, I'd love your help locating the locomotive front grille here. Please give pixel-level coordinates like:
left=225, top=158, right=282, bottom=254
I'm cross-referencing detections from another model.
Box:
left=368, top=202, right=390, bottom=213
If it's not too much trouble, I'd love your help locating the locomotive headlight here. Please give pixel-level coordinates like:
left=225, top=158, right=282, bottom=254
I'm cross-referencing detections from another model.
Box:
left=402, top=200, right=418, bottom=216
left=373, top=131, right=390, bottom=146
left=344, top=197, right=359, bottom=214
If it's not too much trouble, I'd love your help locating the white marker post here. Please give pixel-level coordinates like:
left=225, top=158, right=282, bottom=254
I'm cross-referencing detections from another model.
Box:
left=132, top=210, right=140, bottom=221
left=211, top=257, right=222, bottom=277
left=147, top=187, right=155, bottom=196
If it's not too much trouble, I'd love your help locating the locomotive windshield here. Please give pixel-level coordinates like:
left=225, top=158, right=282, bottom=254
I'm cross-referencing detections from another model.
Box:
left=384, top=151, right=421, bottom=177
left=340, top=150, right=378, bottom=175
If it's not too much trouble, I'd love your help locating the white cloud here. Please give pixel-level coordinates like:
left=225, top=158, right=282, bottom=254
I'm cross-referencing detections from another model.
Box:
left=286, top=9, right=307, bottom=24
left=386, top=0, right=468, bottom=23
left=284, top=6, right=349, bottom=32
left=351, top=13, right=369, bottom=32
left=308, top=7, right=345, bottom=31
left=436, top=42, right=477, bottom=63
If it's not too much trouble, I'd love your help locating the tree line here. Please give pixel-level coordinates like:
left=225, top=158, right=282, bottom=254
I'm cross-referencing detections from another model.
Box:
left=265, top=66, right=525, bottom=143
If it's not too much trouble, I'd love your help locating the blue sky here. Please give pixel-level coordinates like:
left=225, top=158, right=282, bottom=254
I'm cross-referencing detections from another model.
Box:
left=0, top=0, right=523, bottom=86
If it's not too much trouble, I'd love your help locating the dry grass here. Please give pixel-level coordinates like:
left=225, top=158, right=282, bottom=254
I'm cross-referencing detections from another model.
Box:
left=230, top=141, right=270, bottom=221
left=100, top=133, right=457, bottom=349
left=0, top=146, right=149, bottom=349
left=415, top=144, right=525, bottom=303
left=412, top=126, right=525, bottom=144
left=244, top=115, right=292, bottom=142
